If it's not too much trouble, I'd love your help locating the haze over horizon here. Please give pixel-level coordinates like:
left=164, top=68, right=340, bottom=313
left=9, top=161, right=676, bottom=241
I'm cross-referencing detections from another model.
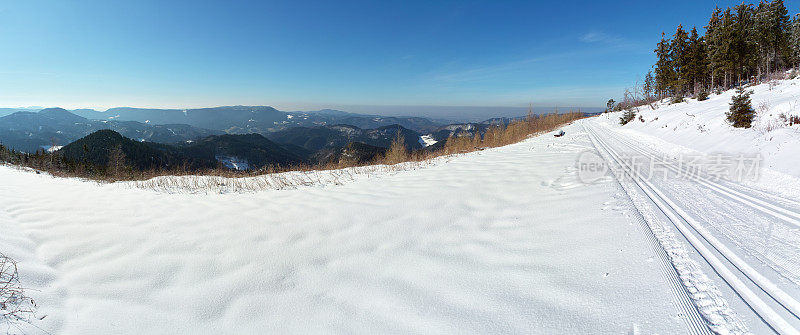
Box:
left=0, top=104, right=601, bottom=123
left=2, top=0, right=796, bottom=118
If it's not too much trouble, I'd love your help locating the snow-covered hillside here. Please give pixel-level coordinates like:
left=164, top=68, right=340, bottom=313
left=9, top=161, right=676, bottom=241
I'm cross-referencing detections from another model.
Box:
left=1, top=125, right=695, bottom=334
left=2, top=81, right=800, bottom=334
left=598, top=79, right=800, bottom=180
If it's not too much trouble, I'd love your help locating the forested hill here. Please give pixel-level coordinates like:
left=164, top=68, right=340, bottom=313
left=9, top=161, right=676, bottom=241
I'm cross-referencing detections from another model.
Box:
left=608, top=0, right=800, bottom=110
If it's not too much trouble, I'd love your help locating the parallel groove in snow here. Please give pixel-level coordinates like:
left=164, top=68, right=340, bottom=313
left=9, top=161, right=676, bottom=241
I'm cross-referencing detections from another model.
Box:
left=596, top=124, right=800, bottom=229
left=593, top=124, right=800, bottom=322
left=587, top=123, right=800, bottom=334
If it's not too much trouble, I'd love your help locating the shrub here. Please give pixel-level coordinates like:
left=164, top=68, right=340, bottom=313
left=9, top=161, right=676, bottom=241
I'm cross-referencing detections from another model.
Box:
left=670, top=95, right=685, bottom=104
left=1, top=254, right=37, bottom=327
left=380, top=132, right=409, bottom=165
left=696, top=90, right=709, bottom=101
left=727, top=87, right=755, bottom=128
left=779, top=113, right=800, bottom=126
left=619, top=110, right=637, bottom=125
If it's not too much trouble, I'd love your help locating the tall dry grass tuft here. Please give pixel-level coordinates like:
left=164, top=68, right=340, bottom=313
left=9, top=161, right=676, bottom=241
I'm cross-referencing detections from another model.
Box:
left=444, top=111, right=583, bottom=152
left=380, top=132, right=409, bottom=165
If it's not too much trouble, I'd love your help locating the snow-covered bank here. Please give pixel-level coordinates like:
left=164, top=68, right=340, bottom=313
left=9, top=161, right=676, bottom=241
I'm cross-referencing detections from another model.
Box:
left=598, top=79, right=800, bottom=179
left=0, top=125, right=691, bottom=334
left=587, top=80, right=800, bottom=332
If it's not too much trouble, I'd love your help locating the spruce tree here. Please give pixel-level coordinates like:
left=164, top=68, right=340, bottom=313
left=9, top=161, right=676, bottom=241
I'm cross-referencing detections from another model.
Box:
left=791, top=14, right=800, bottom=69
left=671, top=25, right=691, bottom=95
left=688, top=27, right=709, bottom=94
left=706, top=7, right=724, bottom=88
left=769, top=0, right=791, bottom=71
left=727, top=86, right=756, bottom=128
left=654, top=33, right=676, bottom=97
left=754, top=1, right=771, bottom=77
left=720, top=8, right=737, bottom=87
left=643, top=70, right=655, bottom=99
left=732, top=3, right=757, bottom=84
left=754, top=0, right=791, bottom=76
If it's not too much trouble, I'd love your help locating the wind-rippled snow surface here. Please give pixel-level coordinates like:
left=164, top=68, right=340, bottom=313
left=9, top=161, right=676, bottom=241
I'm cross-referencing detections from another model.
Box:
left=0, top=126, right=690, bottom=334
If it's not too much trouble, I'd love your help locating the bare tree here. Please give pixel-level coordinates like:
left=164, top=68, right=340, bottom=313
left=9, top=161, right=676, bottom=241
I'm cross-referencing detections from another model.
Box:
left=107, top=144, right=127, bottom=179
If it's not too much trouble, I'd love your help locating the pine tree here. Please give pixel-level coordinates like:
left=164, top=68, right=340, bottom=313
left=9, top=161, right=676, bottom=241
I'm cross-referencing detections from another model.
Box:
left=706, top=7, right=725, bottom=88
left=769, top=0, right=791, bottom=72
left=619, top=110, right=636, bottom=125
left=731, top=3, right=757, bottom=84
left=720, top=8, right=738, bottom=87
left=754, top=0, right=771, bottom=77
left=671, top=25, right=691, bottom=95
left=688, top=27, right=709, bottom=94
left=606, top=99, right=616, bottom=113
left=643, top=70, right=655, bottom=99
left=791, top=14, right=800, bottom=69
left=727, top=86, right=756, bottom=128
left=753, top=0, right=791, bottom=76
left=654, top=33, right=676, bottom=97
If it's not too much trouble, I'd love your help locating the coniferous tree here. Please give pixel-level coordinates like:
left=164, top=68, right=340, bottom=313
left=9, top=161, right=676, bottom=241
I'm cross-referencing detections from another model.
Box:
left=766, top=0, right=791, bottom=72
left=754, top=0, right=772, bottom=77
left=643, top=70, right=655, bottom=99
left=720, top=8, right=738, bottom=87
left=630, top=1, right=800, bottom=111
left=754, top=0, right=791, bottom=75
left=732, top=3, right=757, bottom=84
left=706, top=7, right=725, bottom=88
left=688, top=27, right=709, bottom=94
left=655, top=33, right=676, bottom=97
left=727, top=86, right=756, bottom=128
left=671, top=25, right=691, bottom=95
left=791, top=14, right=800, bottom=68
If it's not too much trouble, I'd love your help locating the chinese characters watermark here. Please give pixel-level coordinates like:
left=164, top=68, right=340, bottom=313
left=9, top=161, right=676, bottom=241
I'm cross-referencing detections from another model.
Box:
left=576, top=151, right=762, bottom=184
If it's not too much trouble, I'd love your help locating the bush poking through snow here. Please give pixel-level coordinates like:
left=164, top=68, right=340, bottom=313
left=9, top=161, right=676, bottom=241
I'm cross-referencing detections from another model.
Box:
left=779, top=113, right=800, bottom=126
left=619, top=110, right=637, bottom=125
left=0, top=254, right=37, bottom=328
left=696, top=90, right=709, bottom=101
left=727, top=87, right=756, bottom=128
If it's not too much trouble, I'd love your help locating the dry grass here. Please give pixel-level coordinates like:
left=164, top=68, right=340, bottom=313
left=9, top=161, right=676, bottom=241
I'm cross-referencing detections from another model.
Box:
left=379, top=132, right=410, bottom=165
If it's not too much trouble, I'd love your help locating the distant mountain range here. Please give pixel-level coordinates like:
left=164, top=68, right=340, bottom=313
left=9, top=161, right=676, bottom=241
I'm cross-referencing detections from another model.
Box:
left=0, top=108, right=221, bottom=152
left=69, top=106, right=444, bottom=134
left=266, top=124, right=424, bottom=152
left=0, top=105, right=597, bottom=171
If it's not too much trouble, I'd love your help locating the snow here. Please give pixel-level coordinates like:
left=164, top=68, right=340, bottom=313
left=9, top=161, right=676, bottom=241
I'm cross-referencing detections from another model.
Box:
left=39, top=145, right=63, bottom=153
left=215, top=155, right=250, bottom=171
left=4, top=80, right=800, bottom=333
left=0, top=126, right=690, bottom=334
left=418, top=135, right=437, bottom=147
left=587, top=80, right=800, bottom=333
left=597, top=79, right=800, bottom=180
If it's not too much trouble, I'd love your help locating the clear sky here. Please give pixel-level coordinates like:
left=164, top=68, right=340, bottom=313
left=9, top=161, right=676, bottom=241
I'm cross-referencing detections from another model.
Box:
left=1, top=0, right=798, bottom=113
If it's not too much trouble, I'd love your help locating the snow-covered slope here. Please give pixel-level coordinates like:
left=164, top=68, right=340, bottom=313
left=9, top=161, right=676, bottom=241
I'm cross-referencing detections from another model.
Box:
left=597, top=79, right=800, bottom=180
left=0, top=125, right=694, bottom=334
left=4, top=80, right=800, bottom=333
left=585, top=81, right=800, bottom=333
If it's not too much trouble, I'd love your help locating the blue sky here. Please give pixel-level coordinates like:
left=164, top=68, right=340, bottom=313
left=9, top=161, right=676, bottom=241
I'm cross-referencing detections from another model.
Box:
left=1, top=0, right=797, bottom=114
